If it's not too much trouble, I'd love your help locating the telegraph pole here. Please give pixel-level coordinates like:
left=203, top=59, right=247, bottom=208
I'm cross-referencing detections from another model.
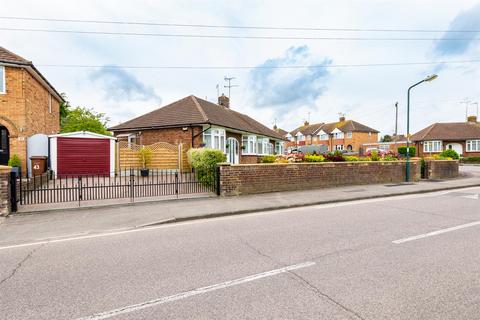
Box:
left=224, top=76, right=238, bottom=100
left=394, top=102, right=398, bottom=137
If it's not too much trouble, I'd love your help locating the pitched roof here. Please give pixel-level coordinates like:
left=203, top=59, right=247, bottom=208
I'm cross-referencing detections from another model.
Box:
left=109, top=95, right=284, bottom=139
left=0, top=46, right=31, bottom=65
left=0, top=46, right=64, bottom=102
left=289, top=119, right=379, bottom=136
left=411, top=122, right=480, bottom=141
left=275, top=128, right=288, bottom=136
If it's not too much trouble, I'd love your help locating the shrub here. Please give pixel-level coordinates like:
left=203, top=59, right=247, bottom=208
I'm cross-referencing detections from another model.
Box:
left=137, top=147, right=153, bottom=169
left=261, top=155, right=276, bottom=163
left=383, top=155, right=398, bottom=161
left=344, top=156, right=359, bottom=162
left=462, top=157, right=480, bottom=163
left=440, top=149, right=459, bottom=160
left=325, top=151, right=345, bottom=162
left=398, top=146, right=416, bottom=157
left=8, top=154, right=22, bottom=168
left=368, top=150, right=381, bottom=161
left=187, top=148, right=226, bottom=186
left=305, top=154, right=325, bottom=162
left=358, top=157, right=372, bottom=162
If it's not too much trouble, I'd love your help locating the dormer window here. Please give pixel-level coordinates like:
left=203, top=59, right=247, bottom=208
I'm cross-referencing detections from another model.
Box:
left=332, top=128, right=344, bottom=139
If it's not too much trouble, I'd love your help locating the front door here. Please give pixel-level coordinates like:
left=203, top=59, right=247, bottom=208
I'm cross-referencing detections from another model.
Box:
left=446, top=143, right=463, bottom=156
left=0, top=126, right=9, bottom=165
left=227, top=138, right=239, bottom=164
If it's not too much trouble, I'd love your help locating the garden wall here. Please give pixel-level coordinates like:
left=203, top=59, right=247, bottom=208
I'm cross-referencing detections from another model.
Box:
left=424, top=160, right=459, bottom=180
left=0, top=166, right=11, bottom=217
left=219, top=161, right=421, bottom=196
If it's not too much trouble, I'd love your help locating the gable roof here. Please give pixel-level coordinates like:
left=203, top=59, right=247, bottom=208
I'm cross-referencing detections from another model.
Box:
left=411, top=122, right=480, bottom=141
left=109, top=95, right=284, bottom=140
left=289, top=119, right=379, bottom=136
left=0, top=46, right=64, bottom=102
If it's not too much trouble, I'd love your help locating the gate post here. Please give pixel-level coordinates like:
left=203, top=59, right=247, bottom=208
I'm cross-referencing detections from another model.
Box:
left=78, top=176, right=83, bottom=207
left=215, top=165, right=221, bottom=196
left=175, top=171, right=179, bottom=196
left=0, top=166, right=14, bottom=216
left=130, top=168, right=135, bottom=202
left=9, top=172, right=18, bottom=213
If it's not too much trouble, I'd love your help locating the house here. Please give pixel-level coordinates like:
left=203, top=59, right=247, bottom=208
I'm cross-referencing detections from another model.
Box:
left=286, top=116, right=379, bottom=153
left=0, top=46, right=64, bottom=171
left=362, top=134, right=409, bottom=154
left=411, top=116, right=480, bottom=157
left=109, top=94, right=285, bottom=164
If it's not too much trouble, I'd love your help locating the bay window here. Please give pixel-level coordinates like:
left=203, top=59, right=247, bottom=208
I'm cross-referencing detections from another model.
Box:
left=424, top=140, right=442, bottom=153
left=203, top=128, right=226, bottom=152
left=257, top=138, right=270, bottom=155
left=467, top=140, right=480, bottom=152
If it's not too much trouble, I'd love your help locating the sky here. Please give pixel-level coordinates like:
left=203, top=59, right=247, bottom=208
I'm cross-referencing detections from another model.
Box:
left=2, top=0, right=480, bottom=137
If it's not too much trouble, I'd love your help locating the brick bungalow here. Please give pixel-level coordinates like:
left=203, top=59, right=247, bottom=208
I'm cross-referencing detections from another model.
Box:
left=411, top=116, right=480, bottom=157
left=0, top=47, right=64, bottom=171
left=286, top=116, right=379, bottom=153
left=109, top=94, right=285, bottom=164
left=362, top=134, right=409, bottom=154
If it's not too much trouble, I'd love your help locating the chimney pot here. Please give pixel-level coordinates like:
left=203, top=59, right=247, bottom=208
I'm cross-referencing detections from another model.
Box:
left=467, top=115, right=478, bottom=123
left=339, top=116, right=346, bottom=122
left=218, top=94, right=230, bottom=108
left=304, top=121, right=309, bottom=126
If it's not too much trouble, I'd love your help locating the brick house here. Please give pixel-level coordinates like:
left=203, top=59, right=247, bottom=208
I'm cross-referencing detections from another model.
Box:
left=362, top=134, right=409, bottom=154
left=109, top=94, right=285, bottom=164
left=411, top=116, right=480, bottom=157
left=0, top=47, right=63, bottom=171
left=286, top=116, right=379, bottom=153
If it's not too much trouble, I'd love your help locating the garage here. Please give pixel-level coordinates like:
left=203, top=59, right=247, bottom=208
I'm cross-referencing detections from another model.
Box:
left=50, top=131, right=116, bottom=177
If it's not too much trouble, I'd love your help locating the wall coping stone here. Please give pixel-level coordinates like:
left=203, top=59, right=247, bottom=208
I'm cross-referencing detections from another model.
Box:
left=0, top=166, right=12, bottom=173
left=227, top=160, right=420, bottom=167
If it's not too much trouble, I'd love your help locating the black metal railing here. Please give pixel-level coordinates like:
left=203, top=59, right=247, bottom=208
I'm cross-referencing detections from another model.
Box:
left=17, top=168, right=219, bottom=208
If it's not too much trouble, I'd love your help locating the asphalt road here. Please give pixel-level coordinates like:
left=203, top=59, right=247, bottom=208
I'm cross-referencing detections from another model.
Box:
left=1, top=187, right=480, bottom=319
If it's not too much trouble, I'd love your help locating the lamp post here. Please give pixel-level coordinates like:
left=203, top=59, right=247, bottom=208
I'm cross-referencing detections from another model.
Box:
left=406, top=74, right=438, bottom=182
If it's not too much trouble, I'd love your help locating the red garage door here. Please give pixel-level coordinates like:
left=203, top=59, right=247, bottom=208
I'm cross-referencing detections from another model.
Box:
left=57, top=137, right=110, bottom=175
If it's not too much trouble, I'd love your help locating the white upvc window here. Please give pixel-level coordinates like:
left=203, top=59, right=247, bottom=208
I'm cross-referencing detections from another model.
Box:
left=0, top=66, right=5, bottom=94
left=242, top=135, right=257, bottom=154
left=335, top=145, right=344, bottom=151
left=466, top=140, right=480, bottom=152
left=424, top=140, right=442, bottom=153
left=347, top=131, right=353, bottom=138
left=275, top=141, right=284, bottom=155
left=333, top=132, right=344, bottom=139
left=296, top=132, right=305, bottom=141
left=257, top=137, right=271, bottom=155
left=320, top=134, right=329, bottom=141
left=203, top=128, right=226, bottom=152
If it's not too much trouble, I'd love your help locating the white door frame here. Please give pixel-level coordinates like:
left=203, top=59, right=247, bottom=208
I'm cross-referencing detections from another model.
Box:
left=446, top=143, right=463, bottom=156
left=227, top=137, right=239, bottom=164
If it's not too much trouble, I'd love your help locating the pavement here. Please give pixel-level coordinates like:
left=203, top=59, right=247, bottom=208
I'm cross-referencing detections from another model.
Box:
left=1, top=183, right=480, bottom=319
left=1, top=165, right=479, bottom=247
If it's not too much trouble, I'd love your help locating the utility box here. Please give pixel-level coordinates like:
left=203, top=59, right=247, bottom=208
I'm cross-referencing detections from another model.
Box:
left=30, top=156, right=48, bottom=177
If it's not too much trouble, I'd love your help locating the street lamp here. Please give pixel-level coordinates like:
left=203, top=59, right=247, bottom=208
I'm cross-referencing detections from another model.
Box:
left=405, top=74, right=438, bottom=182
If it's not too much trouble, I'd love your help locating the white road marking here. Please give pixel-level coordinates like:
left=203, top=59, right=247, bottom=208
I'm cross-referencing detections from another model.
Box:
left=75, top=261, right=315, bottom=320
left=393, top=221, right=480, bottom=244
left=461, top=193, right=479, bottom=200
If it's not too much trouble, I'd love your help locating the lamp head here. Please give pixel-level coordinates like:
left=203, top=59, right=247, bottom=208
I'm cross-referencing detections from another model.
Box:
left=424, top=74, right=438, bottom=82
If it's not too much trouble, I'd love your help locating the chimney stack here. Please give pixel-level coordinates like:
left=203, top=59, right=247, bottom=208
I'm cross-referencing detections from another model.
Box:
left=339, top=116, right=346, bottom=122
left=303, top=121, right=309, bottom=126
left=218, top=93, right=230, bottom=108
left=467, top=115, right=478, bottom=123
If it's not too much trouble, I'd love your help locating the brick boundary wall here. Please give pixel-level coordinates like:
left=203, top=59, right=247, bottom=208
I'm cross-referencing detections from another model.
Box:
left=424, top=160, right=459, bottom=180
left=219, top=161, right=421, bottom=196
left=0, top=166, right=12, bottom=217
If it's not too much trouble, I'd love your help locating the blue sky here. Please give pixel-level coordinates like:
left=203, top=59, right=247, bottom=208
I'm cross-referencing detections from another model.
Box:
left=2, top=0, right=480, bottom=136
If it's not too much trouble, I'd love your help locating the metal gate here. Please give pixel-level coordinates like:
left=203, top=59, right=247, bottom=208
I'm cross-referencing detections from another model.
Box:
left=15, top=167, right=220, bottom=211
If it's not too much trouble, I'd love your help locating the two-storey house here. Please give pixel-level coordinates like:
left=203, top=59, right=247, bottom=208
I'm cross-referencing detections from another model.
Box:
left=0, top=47, right=63, bottom=171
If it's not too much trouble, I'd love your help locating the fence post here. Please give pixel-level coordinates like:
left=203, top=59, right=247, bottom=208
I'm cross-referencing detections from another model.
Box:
left=130, top=168, right=135, bottom=202
left=175, top=171, right=179, bottom=197
left=215, top=165, right=221, bottom=196
left=78, top=176, right=82, bottom=207
left=9, top=172, right=18, bottom=213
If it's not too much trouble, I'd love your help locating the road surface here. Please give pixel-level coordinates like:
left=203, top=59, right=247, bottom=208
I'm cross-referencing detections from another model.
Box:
left=1, top=187, right=480, bottom=319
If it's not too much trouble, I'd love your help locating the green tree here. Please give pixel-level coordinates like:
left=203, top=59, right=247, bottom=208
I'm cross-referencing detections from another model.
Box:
left=381, top=135, right=393, bottom=142
left=61, top=107, right=110, bottom=135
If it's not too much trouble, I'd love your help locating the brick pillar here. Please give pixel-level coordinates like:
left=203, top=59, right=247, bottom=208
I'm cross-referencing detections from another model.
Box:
left=0, top=166, right=12, bottom=217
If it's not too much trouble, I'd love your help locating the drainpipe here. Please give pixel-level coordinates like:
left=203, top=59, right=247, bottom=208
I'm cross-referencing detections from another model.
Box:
left=192, top=123, right=212, bottom=148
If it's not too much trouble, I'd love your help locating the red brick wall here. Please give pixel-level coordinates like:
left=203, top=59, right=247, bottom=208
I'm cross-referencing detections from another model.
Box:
left=114, top=127, right=203, bottom=148
left=240, top=155, right=260, bottom=164
left=219, top=161, right=421, bottom=196
left=424, top=160, right=459, bottom=179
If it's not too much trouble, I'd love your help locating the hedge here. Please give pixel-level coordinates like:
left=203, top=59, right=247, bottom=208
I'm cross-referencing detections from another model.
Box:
left=187, top=148, right=226, bottom=186
left=398, top=146, right=416, bottom=157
